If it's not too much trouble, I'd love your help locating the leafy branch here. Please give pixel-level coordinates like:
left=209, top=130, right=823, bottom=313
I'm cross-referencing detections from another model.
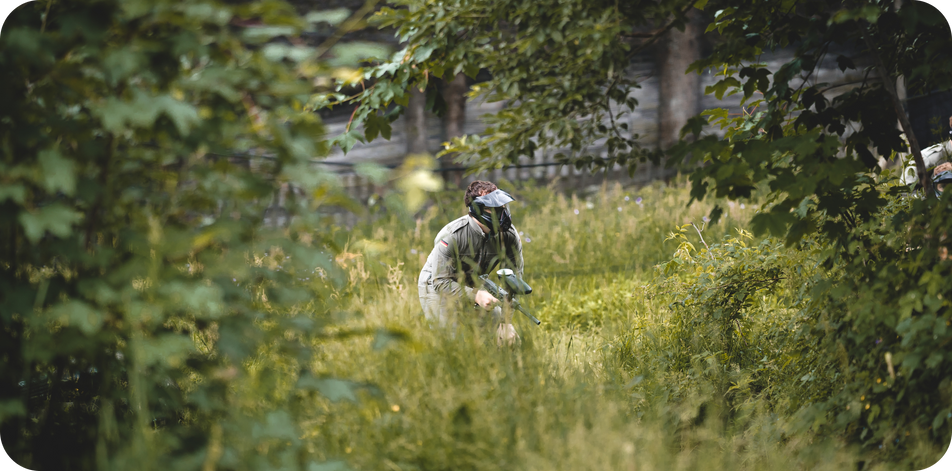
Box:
left=624, top=0, right=700, bottom=60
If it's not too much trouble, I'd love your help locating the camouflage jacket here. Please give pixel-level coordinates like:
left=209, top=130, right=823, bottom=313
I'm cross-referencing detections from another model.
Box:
left=420, top=215, right=524, bottom=300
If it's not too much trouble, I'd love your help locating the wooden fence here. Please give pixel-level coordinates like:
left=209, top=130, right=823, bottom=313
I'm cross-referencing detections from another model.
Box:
left=300, top=47, right=876, bottom=226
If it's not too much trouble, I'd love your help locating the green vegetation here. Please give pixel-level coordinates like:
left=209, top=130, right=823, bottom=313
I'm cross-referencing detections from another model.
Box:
left=4, top=0, right=952, bottom=469
left=288, top=180, right=947, bottom=470
left=334, top=0, right=952, bottom=467
left=0, top=1, right=378, bottom=469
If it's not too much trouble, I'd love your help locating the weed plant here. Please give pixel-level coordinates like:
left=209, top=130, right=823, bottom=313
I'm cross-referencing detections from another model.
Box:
left=280, top=180, right=940, bottom=470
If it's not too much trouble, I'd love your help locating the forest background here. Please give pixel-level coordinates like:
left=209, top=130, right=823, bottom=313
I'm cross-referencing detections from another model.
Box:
left=2, top=0, right=952, bottom=470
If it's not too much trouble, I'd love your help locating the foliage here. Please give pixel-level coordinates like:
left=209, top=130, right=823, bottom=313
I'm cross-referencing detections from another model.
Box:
left=273, top=178, right=945, bottom=470
left=614, top=224, right=827, bottom=423
left=4, top=0, right=952, bottom=466
left=677, top=0, right=952, bottom=244
left=668, top=0, right=952, bottom=456
left=656, top=227, right=807, bottom=382
left=320, top=0, right=702, bottom=168
left=337, top=0, right=952, bottom=458
left=510, top=182, right=754, bottom=330
left=0, top=1, right=391, bottom=469
left=298, top=181, right=885, bottom=471
left=539, top=277, right=635, bottom=330
left=789, top=191, right=952, bottom=460
left=616, top=187, right=952, bottom=459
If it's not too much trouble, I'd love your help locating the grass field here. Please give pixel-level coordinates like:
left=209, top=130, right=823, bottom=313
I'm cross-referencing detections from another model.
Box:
left=223, top=179, right=945, bottom=471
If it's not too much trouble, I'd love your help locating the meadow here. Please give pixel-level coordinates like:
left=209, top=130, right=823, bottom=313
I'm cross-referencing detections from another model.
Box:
left=248, top=179, right=947, bottom=471
left=8, top=173, right=947, bottom=471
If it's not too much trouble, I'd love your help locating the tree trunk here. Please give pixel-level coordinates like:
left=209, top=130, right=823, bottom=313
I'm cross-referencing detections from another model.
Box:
left=658, top=9, right=702, bottom=151
left=444, top=72, right=468, bottom=140
left=442, top=72, right=468, bottom=186
left=864, top=33, right=932, bottom=196
left=406, top=87, right=428, bottom=155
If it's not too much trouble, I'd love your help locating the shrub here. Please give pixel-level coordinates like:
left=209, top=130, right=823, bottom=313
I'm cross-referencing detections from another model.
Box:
left=793, top=191, right=952, bottom=461
left=0, top=2, right=363, bottom=469
left=611, top=224, right=826, bottom=426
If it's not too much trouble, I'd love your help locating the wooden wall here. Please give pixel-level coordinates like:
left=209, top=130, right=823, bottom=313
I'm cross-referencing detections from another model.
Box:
left=306, top=47, right=874, bottom=226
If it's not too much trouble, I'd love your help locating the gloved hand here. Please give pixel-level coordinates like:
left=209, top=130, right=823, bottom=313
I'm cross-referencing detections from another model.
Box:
left=496, top=323, right=520, bottom=347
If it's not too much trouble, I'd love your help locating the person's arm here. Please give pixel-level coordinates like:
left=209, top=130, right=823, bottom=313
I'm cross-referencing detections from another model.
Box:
left=432, top=231, right=502, bottom=308
left=430, top=234, right=476, bottom=301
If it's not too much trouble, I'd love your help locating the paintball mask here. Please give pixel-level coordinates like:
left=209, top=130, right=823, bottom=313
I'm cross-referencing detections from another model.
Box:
left=934, top=170, right=952, bottom=197
left=469, top=189, right=514, bottom=234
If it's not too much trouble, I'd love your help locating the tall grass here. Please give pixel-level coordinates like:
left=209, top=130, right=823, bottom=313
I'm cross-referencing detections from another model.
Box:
left=275, top=180, right=932, bottom=470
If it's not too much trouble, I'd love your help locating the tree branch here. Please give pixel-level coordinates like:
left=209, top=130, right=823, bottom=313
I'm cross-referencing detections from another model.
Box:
left=621, top=32, right=660, bottom=39
left=312, top=0, right=380, bottom=61
left=863, top=32, right=932, bottom=195
left=40, top=0, right=53, bottom=33
left=625, top=1, right=698, bottom=59
left=691, top=222, right=714, bottom=260
left=345, top=103, right=359, bottom=132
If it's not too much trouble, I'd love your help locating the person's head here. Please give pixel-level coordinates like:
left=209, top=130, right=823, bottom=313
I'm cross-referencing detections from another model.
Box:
left=465, top=181, right=514, bottom=234
left=465, top=181, right=497, bottom=207
left=934, top=162, right=952, bottom=197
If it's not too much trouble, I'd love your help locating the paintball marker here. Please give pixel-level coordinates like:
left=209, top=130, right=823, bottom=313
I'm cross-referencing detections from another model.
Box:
left=478, top=269, right=541, bottom=325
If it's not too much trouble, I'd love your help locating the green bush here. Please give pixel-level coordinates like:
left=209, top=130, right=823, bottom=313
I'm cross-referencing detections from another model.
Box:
left=609, top=182, right=952, bottom=467
left=611, top=225, right=818, bottom=418
left=0, top=1, right=368, bottom=469
left=793, top=191, right=952, bottom=462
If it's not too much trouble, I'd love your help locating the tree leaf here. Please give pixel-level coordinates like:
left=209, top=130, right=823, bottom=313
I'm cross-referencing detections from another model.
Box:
left=354, top=162, right=390, bottom=185
left=836, top=54, right=855, bottom=72
left=18, top=203, right=83, bottom=243
left=0, top=184, right=27, bottom=204
left=750, top=212, right=795, bottom=238
left=38, top=148, right=77, bottom=195
left=48, top=300, right=103, bottom=336
left=137, top=334, right=195, bottom=367
left=296, top=376, right=359, bottom=402
left=159, top=281, right=225, bottom=319
left=242, top=26, right=298, bottom=44
left=157, top=95, right=201, bottom=135
left=328, top=42, right=391, bottom=67
left=305, top=8, right=350, bottom=26
left=252, top=410, right=300, bottom=442
left=0, top=399, right=26, bottom=422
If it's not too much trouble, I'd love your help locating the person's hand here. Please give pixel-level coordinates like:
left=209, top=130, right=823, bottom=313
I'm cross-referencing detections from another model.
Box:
left=496, top=323, right=520, bottom=347
left=474, top=289, right=498, bottom=309
left=934, top=162, right=952, bottom=176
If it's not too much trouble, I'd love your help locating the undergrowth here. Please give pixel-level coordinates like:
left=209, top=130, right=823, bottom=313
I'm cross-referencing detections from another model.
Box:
left=278, top=179, right=949, bottom=470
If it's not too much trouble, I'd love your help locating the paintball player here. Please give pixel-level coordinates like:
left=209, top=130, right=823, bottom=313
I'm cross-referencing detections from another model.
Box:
left=933, top=161, right=952, bottom=197
left=929, top=119, right=952, bottom=196
left=933, top=163, right=952, bottom=261
left=418, top=181, right=523, bottom=345
left=901, top=118, right=952, bottom=187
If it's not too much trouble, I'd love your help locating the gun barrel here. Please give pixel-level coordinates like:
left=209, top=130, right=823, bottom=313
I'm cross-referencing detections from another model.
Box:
left=514, top=302, right=541, bottom=325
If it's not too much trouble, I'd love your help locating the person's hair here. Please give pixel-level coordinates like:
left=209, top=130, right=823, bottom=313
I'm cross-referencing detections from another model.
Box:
left=464, top=180, right=497, bottom=207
